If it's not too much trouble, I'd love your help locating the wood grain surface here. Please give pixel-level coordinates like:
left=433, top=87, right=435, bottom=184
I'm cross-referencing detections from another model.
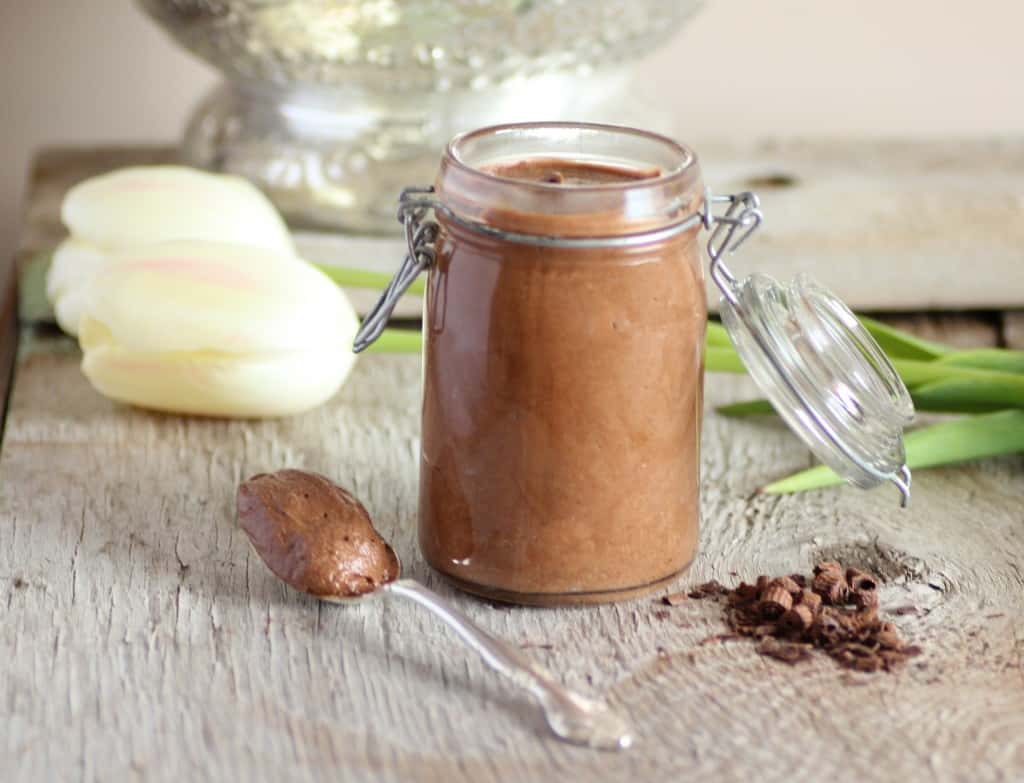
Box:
left=3, top=146, right=1023, bottom=782
left=3, top=334, right=1023, bottom=782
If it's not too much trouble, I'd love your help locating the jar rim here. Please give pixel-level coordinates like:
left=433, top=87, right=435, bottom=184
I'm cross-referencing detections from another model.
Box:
left=445, top=121, right=698, bottom=194
left=438, top=121, right=703, bottom=238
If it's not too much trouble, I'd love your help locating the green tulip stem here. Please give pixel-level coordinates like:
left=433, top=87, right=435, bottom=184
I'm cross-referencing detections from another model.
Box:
left=312, top=263, right=426, bottom=296
left=364, top=329, right=423, bottom=354
left=761, top=410, right=1024, bottom=495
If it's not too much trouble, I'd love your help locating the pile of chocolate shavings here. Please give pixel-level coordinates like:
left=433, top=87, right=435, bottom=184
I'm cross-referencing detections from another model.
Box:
left=662, top=561, right=923, bottom=673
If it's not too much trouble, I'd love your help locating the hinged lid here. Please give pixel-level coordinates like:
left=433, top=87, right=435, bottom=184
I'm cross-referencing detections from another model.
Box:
left=706, top=192, right=914, bottom=506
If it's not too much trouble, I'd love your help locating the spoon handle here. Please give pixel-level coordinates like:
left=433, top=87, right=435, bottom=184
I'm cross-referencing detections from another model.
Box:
left=383, top=579, right=634, bottom=751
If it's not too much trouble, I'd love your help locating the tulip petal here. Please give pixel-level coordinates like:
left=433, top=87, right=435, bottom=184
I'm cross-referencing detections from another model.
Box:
left=62, top=166, right=293, bottom=253
left=47, top=239, right=111, bottom=336
left=83, top=241, right=357, bottom=355
left=79, top=241, right=359, bottom=417
left=81, top=341, right=355, bottom=418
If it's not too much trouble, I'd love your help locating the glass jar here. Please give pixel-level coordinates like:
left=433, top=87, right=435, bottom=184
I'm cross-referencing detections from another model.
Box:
left=356, top=121, right=914, bottom=607
left=419, top=123, right=706, bottom=604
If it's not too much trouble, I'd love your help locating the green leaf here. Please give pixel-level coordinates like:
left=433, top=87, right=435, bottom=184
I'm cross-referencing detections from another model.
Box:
left=359, top=330, right=758, bottom=363
left=359, top=330, right=785, bottom=363
left=704, top=346, right=747, bottom=374
left=706, top=320, right=733, bottom=347
left=857, top=316, right=949, bottom=360
left=890, top=358, right=1024, bottom=394
left=709, top=316, right=953, bottom=360
left=761, top=410, right=1024, bottom=494
left=937, top=348, right=1024, bottom=375
left=716, top=399, right=776, bottom=416
left=910, top=377, right=1024, bottom=413
left=19, top=251, right=55, bottom=323
left=311, top=263, right=427, bottom=295
left=703, top=331, right=1024, bottom=408
left=720, top=371, right=1024, bottom=417
left=364, top=328, right=422, bottom=354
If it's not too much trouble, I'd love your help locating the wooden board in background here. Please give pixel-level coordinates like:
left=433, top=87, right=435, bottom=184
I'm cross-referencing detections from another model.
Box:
left=17, top=141, right=1024, bottom=319
left=694, top=138, right=1024, bottom=311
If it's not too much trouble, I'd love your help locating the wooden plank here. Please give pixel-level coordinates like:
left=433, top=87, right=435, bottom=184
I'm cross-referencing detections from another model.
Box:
left=876, top=312, right=1001, bottom=349
left=1004, top=311, right=1024, bottom=350
left=2, top=336, right=1022, bottom=782
left=0, top=254, right=20, bottom=429
left=695, top=138, right=1024, bottom=311
left=19, top=142, right=1024, bottom=317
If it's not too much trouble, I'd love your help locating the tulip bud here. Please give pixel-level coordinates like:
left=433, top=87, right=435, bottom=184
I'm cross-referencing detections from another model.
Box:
left=79, top=241, right=358, bottom=418
left=48, top=166, right=294, bottom=336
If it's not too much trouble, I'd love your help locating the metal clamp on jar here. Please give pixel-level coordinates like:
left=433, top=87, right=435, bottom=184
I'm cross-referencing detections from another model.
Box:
left=355, top=122, right=912, bottom=606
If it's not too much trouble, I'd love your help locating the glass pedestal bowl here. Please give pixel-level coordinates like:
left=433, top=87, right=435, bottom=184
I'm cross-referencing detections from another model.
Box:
left=137, top=0, right=705, bottom=233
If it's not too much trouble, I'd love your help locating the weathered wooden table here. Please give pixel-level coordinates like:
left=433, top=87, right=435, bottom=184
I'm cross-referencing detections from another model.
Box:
left=4, top=146, right=1023, bottom=782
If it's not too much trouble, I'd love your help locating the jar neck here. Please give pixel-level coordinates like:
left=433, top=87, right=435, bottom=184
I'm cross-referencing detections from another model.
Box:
left=435, top=122, right=703, bottom=239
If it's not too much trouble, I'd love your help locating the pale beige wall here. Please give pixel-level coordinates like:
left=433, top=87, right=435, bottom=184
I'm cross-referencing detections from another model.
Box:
left=2, top=0, right=1022, bottom=263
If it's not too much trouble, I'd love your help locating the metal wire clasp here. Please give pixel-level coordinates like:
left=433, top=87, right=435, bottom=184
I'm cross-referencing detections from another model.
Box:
left=352, top=186, right=762, bottom=353
left=352, top=187, right=441, bottom=353
left=702, top=189, right=763, bottom=307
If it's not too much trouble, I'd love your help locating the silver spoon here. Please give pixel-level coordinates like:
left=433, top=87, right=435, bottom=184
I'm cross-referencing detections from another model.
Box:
left=330, top=566, right=634, bottom=750
left=237, top=469, right=634, bottom=751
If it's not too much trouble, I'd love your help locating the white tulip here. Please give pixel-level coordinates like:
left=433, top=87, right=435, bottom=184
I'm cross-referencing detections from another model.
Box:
left=79, top=241, right=359, bottom=418
left=48, top=166, right=294, bottom=336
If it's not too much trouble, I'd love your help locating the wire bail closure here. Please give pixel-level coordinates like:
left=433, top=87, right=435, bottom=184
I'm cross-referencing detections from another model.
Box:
left=702, top=189, right=763, bottom=305
left=352, top=187, right=440, bottom=353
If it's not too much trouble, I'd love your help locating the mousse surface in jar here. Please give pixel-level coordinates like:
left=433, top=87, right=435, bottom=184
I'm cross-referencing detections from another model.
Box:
left=418, top=123, right=707, bottom=605
left=481, top=156, right=662, bottom=186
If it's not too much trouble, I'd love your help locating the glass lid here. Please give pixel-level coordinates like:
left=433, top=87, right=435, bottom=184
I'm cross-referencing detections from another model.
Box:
left=707, top=192, right=915, bottom=506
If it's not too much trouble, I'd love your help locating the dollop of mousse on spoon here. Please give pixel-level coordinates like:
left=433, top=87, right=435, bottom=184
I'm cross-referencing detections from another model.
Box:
left=237, top=469, right=399, bottom=599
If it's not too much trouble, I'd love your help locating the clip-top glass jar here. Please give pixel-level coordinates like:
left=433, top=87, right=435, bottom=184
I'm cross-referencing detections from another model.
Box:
left=355, top=122, right=913, bottom=606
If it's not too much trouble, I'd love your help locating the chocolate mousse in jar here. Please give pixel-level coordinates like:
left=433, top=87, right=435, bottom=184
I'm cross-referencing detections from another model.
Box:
left=413, top=122, right=707, bottom=605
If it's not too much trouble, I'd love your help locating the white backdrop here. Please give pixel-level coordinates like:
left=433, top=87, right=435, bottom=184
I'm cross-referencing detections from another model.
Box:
left=2, top=0, right=1021, bottom=263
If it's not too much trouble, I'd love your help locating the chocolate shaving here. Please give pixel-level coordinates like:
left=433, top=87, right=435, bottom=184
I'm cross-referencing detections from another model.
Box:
left=846, top=567, right=878, bottom=592
left=677, top=561, right=923, bottom=673
left=688, top=580, right=728, bottom=599
left=758, top=637, right=813, bottom=665
left=890, top=605, right=920, bottom=616
left=662, top=592, right=689, bottom=606
left=773, top=575, right=803, bottom=596
left=759, top=582, right=794, bottom=618
left=663, top=580, right=728, bottom=605
left=854, top=588, right=880, bottom=610
left=699, top=633, right=743, bottom=645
